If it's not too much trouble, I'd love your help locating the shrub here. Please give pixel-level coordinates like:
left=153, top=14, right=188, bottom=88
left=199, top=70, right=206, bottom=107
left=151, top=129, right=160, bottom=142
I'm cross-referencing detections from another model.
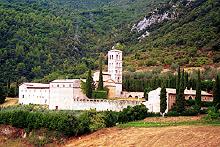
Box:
left=147, top=112, right=161, bottom=117
left=205, top=106, right=220, bottom=120
left=118, top=104, right=148, bottom=123
left=201, top=101, right=213, bottom=107
left=92, top=90, right=107, bottom=99
left=186, top=99, right=195, bottom=106
left=103, top=111, right=119, bottom=127
left=165, top=111, right=180, bottom=116
left=0, top=105, right=149, bottom=138
left=182, top=106, right=199, bottom=116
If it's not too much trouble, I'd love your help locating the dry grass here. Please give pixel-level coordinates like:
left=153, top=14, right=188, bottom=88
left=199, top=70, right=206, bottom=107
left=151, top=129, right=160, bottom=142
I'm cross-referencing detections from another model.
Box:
left=65, top=116, right=220, bottom=147
left=0, top=98, right=18, bottom=108
left=65, top=126, right=220, bottom=147
left=143, top=116, right=202, bottom=123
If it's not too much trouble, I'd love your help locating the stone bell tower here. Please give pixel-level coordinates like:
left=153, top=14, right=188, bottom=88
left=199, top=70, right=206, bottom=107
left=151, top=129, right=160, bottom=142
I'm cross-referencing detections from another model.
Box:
left=108, top=48, right=122, bottom=97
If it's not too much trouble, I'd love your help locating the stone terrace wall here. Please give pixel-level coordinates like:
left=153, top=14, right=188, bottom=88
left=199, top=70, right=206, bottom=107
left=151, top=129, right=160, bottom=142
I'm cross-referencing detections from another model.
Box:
left=49, top=98, right=144, bottom=112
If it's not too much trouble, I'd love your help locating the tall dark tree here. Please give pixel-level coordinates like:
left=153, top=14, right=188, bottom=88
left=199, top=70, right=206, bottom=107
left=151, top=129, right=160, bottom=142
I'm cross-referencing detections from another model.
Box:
left=175, top=66, right=180, bottom=109
left=184, top=72, right=189, bottom=89
left=97, top=54, right=104, bottom=90
left=176, top=67, right=185, bottom=113
left=86, top=70, right=93, bottom=98
left=213, top=75, right=220, bottom=109
left=195, top=70, right=201, bottom=107
left=160, top=84, right=167, bottom=114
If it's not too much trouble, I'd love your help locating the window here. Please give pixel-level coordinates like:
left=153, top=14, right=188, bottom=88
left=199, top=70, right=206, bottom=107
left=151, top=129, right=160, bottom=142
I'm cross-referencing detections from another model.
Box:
left=63, top=84, right=65, bottom=87
left=116, top=55, right=118, bottom=59
left=22, top=95, right=24, bottom=98
left=69, top=84, right=71, bottom=87
left=57, top=84, right=59, bottom=87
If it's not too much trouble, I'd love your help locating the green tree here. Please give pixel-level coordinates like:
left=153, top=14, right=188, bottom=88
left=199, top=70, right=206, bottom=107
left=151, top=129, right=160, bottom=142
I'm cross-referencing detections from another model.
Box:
left=160, top=85, right=167, bottom=114
left=195, top=70, right=201, bottom=108
left=97, top=54, right=104, bottom=90
left=176, top=67, right=185, bottom=113
left=213, top=75, right=220, bottom=109
left=184, top=72, right=189, bottom=89
left=86, top=70, right=93, bottom=98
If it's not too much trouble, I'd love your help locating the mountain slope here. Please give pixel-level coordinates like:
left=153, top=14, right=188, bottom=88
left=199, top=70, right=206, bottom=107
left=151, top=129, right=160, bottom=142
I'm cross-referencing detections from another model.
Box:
left=0, top=0, right=219, bottom=87
left=124, top=0, right=220, bottom=70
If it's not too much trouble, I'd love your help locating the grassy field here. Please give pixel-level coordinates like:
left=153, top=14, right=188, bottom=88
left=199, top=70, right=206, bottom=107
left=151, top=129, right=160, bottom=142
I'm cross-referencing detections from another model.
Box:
left=118, top=116, right=220, bottom=128
left=118, top=120, right=220, bottom=128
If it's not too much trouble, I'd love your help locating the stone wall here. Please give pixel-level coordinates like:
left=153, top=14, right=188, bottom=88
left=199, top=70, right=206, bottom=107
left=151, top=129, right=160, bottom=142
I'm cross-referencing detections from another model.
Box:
left=121, top=91, right=144, bottom=98
left=49, top=98, right=144, bottom=112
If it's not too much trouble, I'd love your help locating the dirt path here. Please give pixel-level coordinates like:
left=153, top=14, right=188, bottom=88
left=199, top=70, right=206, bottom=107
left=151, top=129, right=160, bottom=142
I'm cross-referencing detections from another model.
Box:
left=65, top=126, right=220, bottom=147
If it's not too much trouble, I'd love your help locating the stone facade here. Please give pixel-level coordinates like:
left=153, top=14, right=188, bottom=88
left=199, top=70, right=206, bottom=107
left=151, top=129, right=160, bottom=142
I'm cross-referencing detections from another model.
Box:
left=121, top=91, right=144, bottom=98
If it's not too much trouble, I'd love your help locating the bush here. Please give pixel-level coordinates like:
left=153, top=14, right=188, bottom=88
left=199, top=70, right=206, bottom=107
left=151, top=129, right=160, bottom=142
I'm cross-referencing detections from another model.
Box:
left=186, top=99, right=195, bottom=106
left=118, top=104, right=148, bottom=123
left=182, top=106, right=199, bottom=116
left=103, top=111, right=119, bottom=127
left=0, top=105, right=150, bottom=138
left=165, top=111, right=180, bottom=116
left=92, top=90, right=107, bottom=99
left=204, top=106, right=220, bottom=120
left=201, top=101, right=213, bottom=107
left=166, top=105, right=200, bottom=116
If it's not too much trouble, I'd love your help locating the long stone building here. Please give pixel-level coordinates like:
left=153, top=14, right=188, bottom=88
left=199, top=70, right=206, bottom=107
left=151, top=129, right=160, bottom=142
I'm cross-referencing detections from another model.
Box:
left=19, top=49, right=144, bottom=111
left=19, top=49, right=213, bottom=112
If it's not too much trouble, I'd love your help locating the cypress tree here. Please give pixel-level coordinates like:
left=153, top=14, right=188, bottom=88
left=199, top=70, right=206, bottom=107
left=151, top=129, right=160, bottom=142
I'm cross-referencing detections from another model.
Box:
left=175, top=66, right=180, bottom=111
left=160, top=84, right=167, bottom=114
left=86, top=70, right=93, bottom=98
left=97, top=54, right=104, bottom=90
left=176, top=68, right=185, bottom=113
left=179, top=69, right=185, bottom=112
left=213, top=75, right=220, bottom=109
left=195, top=70, right=201, bottom=108
left=184, top=72, right=189, bottom=89
left=144, top=88, right=148, bottom=101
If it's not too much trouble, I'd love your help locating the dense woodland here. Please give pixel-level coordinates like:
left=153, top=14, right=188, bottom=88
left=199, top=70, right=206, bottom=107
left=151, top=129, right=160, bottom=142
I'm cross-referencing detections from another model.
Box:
left=0, top=0, right=220, bottom=96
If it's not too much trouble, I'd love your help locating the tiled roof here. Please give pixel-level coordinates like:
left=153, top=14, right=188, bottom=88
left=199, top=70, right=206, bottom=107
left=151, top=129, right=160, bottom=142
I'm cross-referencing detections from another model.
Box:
left=21, top=83, right=49, bottom=88
left=166, top=88, right=212, bottom=96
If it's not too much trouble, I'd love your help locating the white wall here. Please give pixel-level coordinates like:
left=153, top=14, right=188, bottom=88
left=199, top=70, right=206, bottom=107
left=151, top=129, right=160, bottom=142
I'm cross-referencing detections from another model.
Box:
left=144, top=88, right=169, bottom=113
left=49, top=98, right=143, bottom=111
left=19, top=85, right=49, bottom=105
left=49, top=81, right=87, bottom=110
left=144, top=88, right=161, bottom=113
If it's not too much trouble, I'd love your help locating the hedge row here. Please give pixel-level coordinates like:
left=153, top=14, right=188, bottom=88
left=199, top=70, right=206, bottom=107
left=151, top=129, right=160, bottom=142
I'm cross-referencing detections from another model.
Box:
left=92, top=90, right=107, bottom=99
left=0, top=104, right=148, bottom=136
